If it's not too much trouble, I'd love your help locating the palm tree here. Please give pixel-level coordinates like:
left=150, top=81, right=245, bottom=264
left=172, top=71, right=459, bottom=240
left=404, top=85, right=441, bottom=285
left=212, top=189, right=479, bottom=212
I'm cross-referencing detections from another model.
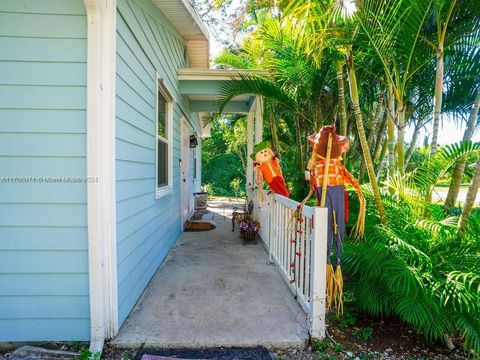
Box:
left=335, top=59, right=348, bottom=135
left=445, top=88, right=480, bottom=208
left=356, top=0, right=435, bottom=173
left=457, top=155, right=480, bottom=235
left=346, top=46, right=387, bottom=223
left=427, top=0, right=480, bottom=156
left=429, top=0, right=458, bottom=156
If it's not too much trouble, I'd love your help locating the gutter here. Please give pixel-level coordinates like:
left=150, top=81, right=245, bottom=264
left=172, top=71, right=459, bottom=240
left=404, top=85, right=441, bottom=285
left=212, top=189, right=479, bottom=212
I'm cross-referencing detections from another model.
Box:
left=84, top=0, right=118, bottom=354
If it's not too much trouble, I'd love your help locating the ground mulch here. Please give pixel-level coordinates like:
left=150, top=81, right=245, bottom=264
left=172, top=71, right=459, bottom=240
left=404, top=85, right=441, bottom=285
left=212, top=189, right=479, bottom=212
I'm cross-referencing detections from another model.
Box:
left=272, top=311, right=470, bottom=360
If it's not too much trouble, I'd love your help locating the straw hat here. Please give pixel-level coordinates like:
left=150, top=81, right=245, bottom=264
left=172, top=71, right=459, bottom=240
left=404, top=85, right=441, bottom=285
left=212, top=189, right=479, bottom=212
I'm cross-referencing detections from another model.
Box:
left=306, top=125, right=349, bottom=159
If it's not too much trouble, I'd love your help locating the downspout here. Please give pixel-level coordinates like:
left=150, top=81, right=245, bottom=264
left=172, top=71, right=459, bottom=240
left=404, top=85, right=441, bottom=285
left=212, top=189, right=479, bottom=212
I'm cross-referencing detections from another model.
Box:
left=84, top=0, right=118, bottom=353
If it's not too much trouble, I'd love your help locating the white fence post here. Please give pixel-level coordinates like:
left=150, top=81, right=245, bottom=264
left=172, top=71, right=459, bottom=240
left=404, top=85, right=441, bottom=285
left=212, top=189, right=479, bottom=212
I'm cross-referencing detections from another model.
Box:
left=267, top=195, right=274, bottom=263
left=310, top=207, right=328, bottom=339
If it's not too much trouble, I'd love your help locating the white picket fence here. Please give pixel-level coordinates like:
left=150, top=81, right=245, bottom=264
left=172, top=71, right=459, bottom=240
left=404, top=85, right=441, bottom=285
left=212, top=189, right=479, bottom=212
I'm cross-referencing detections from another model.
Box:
left=249, top=188, right=328, bottom=339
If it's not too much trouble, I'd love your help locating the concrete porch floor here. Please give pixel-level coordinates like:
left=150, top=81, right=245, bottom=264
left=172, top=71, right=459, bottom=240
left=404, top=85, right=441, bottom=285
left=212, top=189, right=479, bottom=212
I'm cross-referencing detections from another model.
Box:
left=111, top=199, right=309, bottom=349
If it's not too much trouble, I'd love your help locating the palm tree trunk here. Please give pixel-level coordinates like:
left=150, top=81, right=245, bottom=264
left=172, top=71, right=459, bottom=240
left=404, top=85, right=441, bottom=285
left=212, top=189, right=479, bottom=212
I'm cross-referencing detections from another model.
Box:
left=457, top=155, right=480, bottom=237
left=376, top=137, right=388, bottom=179
left=430, top=47, right=444, bottom=157
left=405, top=121, right=421, bottom=166
left=336, top=60, right=348, bottom=136
left=368, top=91, right=385, bottom=148
left=397, top=100, right=406, bottom=173
left=346, top=47, right=386, bottom=224
left=359, top=93, right=385, bottom=181
left=373, top=112, right=387, bottom=163
left=445, top=88, right=480, bottom=208
left=431, top=0, right=456, bottom=157
left=387, top=85, right=396, bottom=177
left=270, top=112, right=281, bottom=152
left=295, top=117, right=304, bottom=172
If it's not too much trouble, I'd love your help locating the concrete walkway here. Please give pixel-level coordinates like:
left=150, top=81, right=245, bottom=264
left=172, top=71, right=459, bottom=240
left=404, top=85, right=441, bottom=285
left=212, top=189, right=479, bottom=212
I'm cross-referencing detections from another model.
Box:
left=111, top=199, right=309, bottom=349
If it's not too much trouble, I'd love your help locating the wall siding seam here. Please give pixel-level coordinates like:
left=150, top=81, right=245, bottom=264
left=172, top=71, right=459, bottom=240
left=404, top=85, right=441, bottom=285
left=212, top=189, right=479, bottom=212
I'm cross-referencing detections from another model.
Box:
left=125, top=1, right=175, bottom=80
left=115, top=189, right=155, bottom=204
left=117, top=227, right=179, bottom=306
left=116, top=95, right=154, bottom=123
left=115, top=191, right=177, bottom=225
left=116, top=117, right=155, bottom=138
left=128, top=0, right=187, bottom=44
left=116, top=195, right=179, bottom=245
left=116, top=211, right=179, bottom=254
left=116, top=136, right=155, bottom=152
left=0, top=318, right=90, bottom=321
left=116, top=176, right=155, bottom=182
left=1, top=0, right=88, bottom=341
left=116, top=31, right=155, bottom=81
left=142, top=12, right=179, bottom=78
left=116, top=73, right=155, bottom=109
left=114, top=158, right=154, bottom=166
left=116, top=210, right=179, bottom=267
left=116, top=54, right=155, bottom=96
left=118, top=3, right=189, bottom=113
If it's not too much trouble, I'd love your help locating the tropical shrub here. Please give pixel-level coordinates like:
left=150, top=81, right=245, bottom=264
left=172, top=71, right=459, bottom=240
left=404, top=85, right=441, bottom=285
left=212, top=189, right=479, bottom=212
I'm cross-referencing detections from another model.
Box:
left=343, top=143, right=480, bottom=356
left=202, top=153, right=245, bottom=197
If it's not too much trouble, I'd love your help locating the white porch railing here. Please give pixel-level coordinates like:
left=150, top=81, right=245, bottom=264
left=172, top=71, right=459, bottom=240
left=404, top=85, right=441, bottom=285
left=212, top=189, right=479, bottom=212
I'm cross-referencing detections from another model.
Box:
left=250, top=188, right=328, bottom=339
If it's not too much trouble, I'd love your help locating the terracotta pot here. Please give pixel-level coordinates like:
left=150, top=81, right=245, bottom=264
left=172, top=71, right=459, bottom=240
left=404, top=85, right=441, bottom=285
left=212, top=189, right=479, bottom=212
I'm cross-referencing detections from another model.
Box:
left=241, top=230, right=257, bottom=242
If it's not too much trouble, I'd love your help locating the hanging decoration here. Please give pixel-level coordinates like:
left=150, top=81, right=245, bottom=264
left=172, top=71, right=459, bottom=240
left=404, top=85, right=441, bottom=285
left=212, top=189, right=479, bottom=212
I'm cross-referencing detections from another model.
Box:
left=250, top=141, right=290, bottom=200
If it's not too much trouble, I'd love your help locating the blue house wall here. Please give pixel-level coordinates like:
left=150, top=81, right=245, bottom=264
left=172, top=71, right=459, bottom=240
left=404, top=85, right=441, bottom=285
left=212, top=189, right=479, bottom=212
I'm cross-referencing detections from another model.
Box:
left=0, top=0, right=90, bottom=341
left=115, top=0, right=201, bottom=325
left=0, top=0, right=202, bottom=340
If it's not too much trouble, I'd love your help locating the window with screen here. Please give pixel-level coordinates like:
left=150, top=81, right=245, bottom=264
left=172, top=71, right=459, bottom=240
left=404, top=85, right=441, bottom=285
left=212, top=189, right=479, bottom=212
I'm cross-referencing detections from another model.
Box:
left=156, top=77, right=173, bottom=198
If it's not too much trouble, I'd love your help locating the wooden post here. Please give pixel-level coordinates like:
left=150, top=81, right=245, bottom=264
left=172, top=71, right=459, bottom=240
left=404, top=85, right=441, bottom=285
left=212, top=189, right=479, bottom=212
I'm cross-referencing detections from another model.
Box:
left=310, top=207, right=328, bottom=338
left=320, top=133, right=333, bottom=207
left=268, top=196, right=276, bottom=264
left=255, top=95, right=264, bottom=144
left=246, top=98, right=255, bottom=191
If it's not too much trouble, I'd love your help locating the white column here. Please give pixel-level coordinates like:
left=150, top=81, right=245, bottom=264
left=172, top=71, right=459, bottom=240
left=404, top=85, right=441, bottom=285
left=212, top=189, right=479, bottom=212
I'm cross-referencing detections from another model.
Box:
left=246, top=98, right=255, bottom=190
left=254, top=95, right=264, bottom=144
left=310, top=207, right=328, bottom=339
left=84, top=0, right=118, bottom=352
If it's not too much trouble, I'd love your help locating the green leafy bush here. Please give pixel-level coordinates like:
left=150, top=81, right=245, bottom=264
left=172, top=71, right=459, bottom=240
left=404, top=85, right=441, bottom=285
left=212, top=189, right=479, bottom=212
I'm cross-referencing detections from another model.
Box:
left=202, top=153, right=245, bottom=197
left=344, top=182, right=480, bottom=356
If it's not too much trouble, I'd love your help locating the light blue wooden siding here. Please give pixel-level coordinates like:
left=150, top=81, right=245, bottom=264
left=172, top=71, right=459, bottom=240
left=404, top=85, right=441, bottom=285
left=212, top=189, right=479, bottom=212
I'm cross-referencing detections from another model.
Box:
left=0, top=1, right=89, bottom=341
left=116, top=0, right=201, bottom=325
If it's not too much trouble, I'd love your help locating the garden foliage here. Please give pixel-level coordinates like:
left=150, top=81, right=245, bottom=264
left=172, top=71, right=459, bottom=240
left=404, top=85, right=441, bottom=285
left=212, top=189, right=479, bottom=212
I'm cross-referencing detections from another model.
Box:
left=344, top=143, right=480, bottom=355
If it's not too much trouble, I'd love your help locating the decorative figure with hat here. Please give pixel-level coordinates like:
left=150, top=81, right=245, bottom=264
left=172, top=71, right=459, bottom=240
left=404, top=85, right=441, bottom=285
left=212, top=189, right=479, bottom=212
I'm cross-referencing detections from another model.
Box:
left=296, top=125, right=365, bottom=314
left=250, top=141, right=290, bottom=200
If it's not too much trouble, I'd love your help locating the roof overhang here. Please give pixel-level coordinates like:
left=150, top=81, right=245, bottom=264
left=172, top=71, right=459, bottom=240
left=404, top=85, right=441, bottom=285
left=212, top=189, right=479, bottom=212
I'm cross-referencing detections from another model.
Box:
left=151, top=0, right=210, bottom=68
left=178, top=68, right=269, bottom=136
left=178, top=68, right=268, bottom=113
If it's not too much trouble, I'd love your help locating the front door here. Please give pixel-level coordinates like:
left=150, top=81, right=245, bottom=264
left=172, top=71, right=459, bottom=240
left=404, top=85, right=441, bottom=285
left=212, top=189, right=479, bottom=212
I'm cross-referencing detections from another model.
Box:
left=181, top=119, right=190, bottom=229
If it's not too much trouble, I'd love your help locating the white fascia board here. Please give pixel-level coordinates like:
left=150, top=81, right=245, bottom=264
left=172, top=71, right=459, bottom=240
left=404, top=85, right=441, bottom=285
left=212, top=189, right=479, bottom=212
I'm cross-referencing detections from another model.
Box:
left=177, top=68, right=269, bottom=81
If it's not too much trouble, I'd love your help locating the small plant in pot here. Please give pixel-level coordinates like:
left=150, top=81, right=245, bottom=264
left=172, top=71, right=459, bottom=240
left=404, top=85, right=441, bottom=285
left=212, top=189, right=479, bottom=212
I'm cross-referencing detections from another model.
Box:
left=238, top=215, right=260, bottom=244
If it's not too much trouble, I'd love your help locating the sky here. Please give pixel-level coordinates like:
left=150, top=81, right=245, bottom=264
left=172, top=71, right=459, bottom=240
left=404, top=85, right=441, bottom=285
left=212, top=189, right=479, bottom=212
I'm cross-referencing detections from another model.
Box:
left=406, top=118, right=480, bottom=147
left=202, top=3, right=478, bottom=147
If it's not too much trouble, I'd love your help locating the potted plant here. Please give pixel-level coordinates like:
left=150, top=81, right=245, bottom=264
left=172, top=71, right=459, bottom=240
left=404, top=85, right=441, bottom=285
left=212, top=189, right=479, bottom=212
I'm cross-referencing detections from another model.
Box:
left=238, top=215, right=260, bottom=244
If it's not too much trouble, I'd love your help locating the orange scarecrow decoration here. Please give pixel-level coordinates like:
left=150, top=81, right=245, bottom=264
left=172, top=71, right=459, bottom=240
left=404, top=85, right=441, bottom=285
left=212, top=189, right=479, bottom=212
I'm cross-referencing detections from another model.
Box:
left=251, top=141, right=290, bottom=199
left=296, top=126, right=365, bottom=314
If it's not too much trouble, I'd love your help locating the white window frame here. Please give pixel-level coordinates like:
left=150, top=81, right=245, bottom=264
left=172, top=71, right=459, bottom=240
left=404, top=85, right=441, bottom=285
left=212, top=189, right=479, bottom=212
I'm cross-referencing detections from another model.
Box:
left=155, top=74, right=174, bottom=199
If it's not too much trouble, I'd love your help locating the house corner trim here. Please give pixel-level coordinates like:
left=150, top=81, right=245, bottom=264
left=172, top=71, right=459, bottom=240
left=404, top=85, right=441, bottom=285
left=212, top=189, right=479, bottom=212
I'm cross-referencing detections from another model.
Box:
left=84, top=0, right=118, bottom=352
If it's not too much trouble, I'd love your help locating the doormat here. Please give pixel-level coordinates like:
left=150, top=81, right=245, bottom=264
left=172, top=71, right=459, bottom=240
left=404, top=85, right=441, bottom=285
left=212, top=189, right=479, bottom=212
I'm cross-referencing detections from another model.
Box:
left=191, top=210, right=207, bottom=221
left=135, top=347, right=271, bottom=360
left=184, top=221, right=216, bottom=232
